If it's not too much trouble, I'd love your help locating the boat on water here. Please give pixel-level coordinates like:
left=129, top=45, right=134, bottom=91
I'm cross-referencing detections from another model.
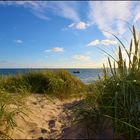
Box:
left=73, top=70, right=80, bottom=74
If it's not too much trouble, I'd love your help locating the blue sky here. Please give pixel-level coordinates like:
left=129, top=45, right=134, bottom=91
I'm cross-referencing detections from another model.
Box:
left=0, top=1, right=140, bottom=68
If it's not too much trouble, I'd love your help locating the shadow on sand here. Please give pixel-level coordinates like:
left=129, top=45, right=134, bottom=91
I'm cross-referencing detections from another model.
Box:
left=60, top=100, right=115, bottom=139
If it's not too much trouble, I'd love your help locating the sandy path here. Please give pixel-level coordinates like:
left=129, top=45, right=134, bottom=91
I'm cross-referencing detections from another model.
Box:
left=9, top=94, right=81, bottom=139
left=8, top=94, right=115, bottom=139
left=9, top=94, right=63, bottom=139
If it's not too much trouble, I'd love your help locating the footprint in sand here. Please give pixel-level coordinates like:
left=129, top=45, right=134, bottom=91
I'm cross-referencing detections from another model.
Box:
left=41, top=128, right=48, bottom=134
left=29, top=128, right=48, bottom=134
left=48, top=120, right=55, bottom=129
left=32, top=101, right=38, bottom=105
left=28, top=127, right=48, bottom=139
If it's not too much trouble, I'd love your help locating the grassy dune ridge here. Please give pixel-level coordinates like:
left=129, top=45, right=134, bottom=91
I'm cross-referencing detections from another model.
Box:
left=0, top=70, right=85, bottom=98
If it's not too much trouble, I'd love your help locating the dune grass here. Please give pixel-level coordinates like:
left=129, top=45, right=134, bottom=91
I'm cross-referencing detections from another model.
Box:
left=0, top=88, right=27, bottom=139
left=0, top=75, right=29, bottom=138
left=0, top=70, right=85, bottom=99
left=75, top=26, right=140, bottom=139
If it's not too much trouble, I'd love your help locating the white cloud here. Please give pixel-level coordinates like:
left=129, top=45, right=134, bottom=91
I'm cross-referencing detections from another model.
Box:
left=15, top=39, right=23, bottom=44
left=87, top=39, right=117, bottom=47
left=88, top=1, right=140, bottom=38
left=52, top=47, right=64, bottom=52
left=87, top=40, right=100, bottom=46
left=0, top=1, right=80, bottom=22
left=31, top=10, right=48, bottom=20
left=73, top=54, right=90, bottom=61
left=68, top=21, right=89, bottom=30
left=45, top=47, right=64, bottom=53
left=101, top=40, right=118, bottom=46
left=48, top=1, right=80, bottom=22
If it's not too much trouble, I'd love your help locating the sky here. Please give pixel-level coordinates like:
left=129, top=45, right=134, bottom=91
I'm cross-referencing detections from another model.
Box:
left=0, top=1, right=140, bottom=68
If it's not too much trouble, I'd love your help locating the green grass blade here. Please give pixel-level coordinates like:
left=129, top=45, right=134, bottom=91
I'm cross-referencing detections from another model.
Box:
left=108, top=57, right=114, bottom=76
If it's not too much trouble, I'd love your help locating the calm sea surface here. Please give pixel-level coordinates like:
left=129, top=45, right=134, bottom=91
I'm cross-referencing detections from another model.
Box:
left=0, top=68, right=104, bottom=84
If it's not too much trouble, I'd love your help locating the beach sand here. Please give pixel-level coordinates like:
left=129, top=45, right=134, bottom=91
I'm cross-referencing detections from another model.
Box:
left=8, top=94, right=114, bottom=139
left=9, top=94, right=82, bottom=139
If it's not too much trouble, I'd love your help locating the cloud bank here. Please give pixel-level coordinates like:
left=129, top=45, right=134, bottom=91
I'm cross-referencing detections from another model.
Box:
left=88, top=1, right=140, bottom=37
left=1, top=1, right=140, bottom=35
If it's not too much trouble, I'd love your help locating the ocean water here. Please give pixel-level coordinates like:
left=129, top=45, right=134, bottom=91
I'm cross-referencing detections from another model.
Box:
left=0, top=68, right=104, bottom=84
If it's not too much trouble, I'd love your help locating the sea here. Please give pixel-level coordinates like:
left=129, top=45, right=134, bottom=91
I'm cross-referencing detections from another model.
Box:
left=0, top=68, right=104, bottom=84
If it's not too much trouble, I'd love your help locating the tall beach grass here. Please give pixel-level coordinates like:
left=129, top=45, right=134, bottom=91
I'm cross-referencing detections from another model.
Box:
left=75, top=26, right=140, bottom=139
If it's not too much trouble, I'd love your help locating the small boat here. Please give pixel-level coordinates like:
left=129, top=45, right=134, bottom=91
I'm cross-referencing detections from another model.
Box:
left=73, top=70, right=80, bottom=74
